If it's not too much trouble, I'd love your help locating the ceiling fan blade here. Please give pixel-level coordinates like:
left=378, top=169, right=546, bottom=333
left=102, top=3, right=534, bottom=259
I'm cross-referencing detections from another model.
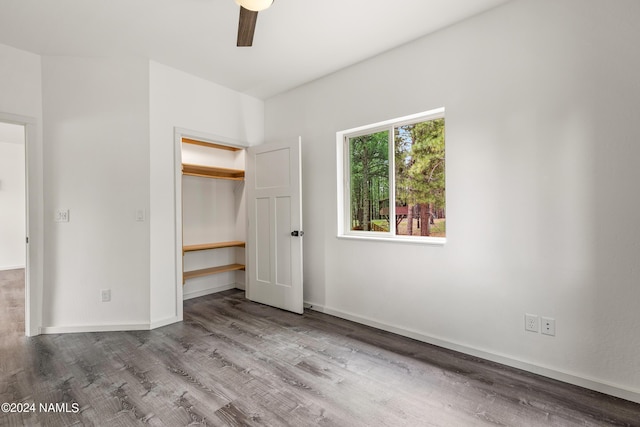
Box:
left=237, top=6, right=258, bottom=47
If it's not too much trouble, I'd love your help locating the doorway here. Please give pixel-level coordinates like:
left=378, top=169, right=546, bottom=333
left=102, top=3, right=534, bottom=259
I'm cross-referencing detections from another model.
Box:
left=0, top=122, right=26, bottom=333
left=174, top=128, right=248, bottom=312
left=0, top=112, right=41, bottom=337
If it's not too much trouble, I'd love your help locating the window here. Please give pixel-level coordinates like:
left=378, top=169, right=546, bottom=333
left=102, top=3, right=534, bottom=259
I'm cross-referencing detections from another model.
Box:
left=337, top=108, right=445, bottom=243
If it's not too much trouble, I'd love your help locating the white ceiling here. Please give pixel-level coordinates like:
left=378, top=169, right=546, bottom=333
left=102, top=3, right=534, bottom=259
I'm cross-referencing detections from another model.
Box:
left=0, top=0, right=511, bottom=99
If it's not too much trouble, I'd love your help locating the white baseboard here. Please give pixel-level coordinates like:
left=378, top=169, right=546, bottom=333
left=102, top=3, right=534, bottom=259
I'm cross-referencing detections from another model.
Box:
left=36, top=316, right=182, bottom=334
left=40, top=322, right=150, bottom=334
left=0, top=264, right=25, bottom=271
left=38, top=285, right=243, bottom=335
left=150, top=315, right=181, bottom=329
left=304, top=301, right=640, bottom=404
left=183, top=283, right=237, bottom=300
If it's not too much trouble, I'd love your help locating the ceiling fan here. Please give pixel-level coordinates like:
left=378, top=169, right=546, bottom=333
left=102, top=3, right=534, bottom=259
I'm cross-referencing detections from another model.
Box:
left=235, top=0, right=274, bottom=47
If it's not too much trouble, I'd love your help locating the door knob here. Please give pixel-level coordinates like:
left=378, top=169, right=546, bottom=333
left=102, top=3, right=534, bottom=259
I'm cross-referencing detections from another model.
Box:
left=291, top=230, right=304, bottom=237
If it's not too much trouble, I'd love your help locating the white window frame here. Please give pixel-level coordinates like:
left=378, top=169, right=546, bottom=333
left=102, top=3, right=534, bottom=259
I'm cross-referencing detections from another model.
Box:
left=336, top=107, right=446, bottom=245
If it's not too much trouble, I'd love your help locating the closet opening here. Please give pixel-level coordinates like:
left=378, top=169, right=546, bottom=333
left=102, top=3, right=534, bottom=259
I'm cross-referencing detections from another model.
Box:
left=176, top=131, right=248, bottom=302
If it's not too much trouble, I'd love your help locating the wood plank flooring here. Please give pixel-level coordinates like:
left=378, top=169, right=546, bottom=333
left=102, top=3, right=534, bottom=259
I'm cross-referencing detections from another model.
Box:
left=1, top=269, right=639, bottom=426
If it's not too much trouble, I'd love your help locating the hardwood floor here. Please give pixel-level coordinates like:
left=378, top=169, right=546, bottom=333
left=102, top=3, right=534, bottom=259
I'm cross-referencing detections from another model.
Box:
left=1, top=269, right=639, bottom=426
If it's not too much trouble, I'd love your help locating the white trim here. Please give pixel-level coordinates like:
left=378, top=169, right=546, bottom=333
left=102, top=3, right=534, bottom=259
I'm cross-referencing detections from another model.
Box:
left=339, top=108, right=445, bottom=137
left=41, top=323, right=150, bottom=334
left=388, top=128, right=397, bottom=236
left=150, top=316, right=181, bottom=330
left=25, top=119, right=41, bottom=337
left=183, top=283, right=237, bottom=300
left=337, top=235, right=446, bottom=245
left=173, top=129, right=184, bottom=322
left=304, top=301, right=640, bottom=405
left=0, top=265, right=26, bottom=271
left=174, top=127, right=248, bottom=151
left=336, top=133, right=346, bottom=235
left=336, top=107, right=446, bottom=242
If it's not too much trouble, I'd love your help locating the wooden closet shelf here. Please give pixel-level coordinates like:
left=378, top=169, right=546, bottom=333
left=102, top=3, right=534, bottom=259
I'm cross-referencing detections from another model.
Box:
left=183, top=241, right=246, bottom=253
left=182, top=138, right=242, bottom=151
left=182, top=163, right=245, bottom=180
left=183, top=264, right=245, bottom=283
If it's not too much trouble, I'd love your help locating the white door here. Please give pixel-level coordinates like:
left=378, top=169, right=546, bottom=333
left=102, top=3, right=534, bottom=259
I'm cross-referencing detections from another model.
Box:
left=246, top=138, right=303, bottom=314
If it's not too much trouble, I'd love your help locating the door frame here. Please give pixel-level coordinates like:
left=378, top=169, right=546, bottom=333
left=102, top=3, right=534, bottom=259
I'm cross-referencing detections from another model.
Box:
left=0, top=112, right=42, bottom=336
left=173, top=127, right=249, bottom=313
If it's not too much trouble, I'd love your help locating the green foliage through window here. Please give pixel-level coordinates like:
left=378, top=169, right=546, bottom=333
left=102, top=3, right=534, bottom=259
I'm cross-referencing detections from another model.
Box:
left=346, top=114, right=445, bottom=238
left=349, top=130, right=389, bottom=231
left=395, top=118, right=445, bottom=237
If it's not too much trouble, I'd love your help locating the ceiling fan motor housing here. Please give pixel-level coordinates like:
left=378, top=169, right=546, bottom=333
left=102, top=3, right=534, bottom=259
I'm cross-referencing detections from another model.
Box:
left=235, top=0, right=273, bottom=12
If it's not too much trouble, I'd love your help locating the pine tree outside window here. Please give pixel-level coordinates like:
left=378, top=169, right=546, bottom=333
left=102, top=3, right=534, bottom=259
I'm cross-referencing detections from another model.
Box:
left=337, top=108, right=445, bottom=243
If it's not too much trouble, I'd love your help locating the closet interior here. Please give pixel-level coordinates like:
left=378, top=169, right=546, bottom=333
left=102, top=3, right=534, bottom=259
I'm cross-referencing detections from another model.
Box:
left=181, top=137, right=246, bottom=299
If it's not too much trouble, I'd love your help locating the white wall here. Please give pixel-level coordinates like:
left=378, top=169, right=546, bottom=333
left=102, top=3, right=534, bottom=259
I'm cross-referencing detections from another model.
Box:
left=41, top=57, right=150, bottom=331
left=0, top=42, right=44, bottom=336
left=149, top=61, right=263, bottom=326
left=265, top=0, right=640, bottom=402
left=0, top=131, right=25, bottom=269
left=1, top=51, right=263, bottom=332
left=0, top=44, right=42, bottom=118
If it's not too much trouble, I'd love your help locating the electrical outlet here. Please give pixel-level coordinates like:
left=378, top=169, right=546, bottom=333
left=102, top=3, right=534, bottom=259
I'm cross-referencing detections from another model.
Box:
left=101, top=289, right=111, bottom=303
left=541, top=317, right=556, bottom=336
left=525, top=314, right=539, bottom=332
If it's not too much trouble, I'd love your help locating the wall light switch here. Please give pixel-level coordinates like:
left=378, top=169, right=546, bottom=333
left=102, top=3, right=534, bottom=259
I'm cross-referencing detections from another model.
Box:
left=136, top=209, right=146, bottom=222
left=55, top=209, right=69, bottom=222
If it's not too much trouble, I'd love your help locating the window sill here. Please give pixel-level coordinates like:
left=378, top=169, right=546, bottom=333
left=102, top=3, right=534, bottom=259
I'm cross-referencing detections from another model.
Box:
left=337, top=234, right=446, bottom=246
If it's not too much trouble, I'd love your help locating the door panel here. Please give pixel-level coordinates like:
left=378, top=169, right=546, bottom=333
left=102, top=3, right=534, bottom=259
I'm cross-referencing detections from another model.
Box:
left=255, top=197, right=271, bottom=283
left=246, top=138, right=303, bottom=314
left=275, top=196, right=292, bottom=287
left=255, top=148, right=291, bottom=189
